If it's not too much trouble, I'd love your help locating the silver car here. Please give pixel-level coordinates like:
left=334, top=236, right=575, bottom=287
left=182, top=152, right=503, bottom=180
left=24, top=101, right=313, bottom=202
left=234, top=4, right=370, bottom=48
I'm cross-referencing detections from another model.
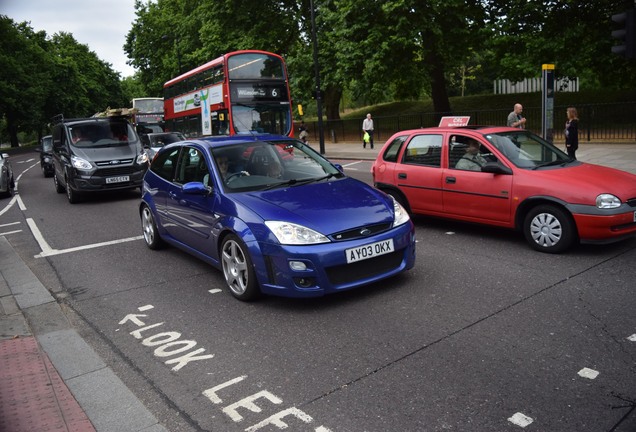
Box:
left=0, top=152, right=14, bottom=198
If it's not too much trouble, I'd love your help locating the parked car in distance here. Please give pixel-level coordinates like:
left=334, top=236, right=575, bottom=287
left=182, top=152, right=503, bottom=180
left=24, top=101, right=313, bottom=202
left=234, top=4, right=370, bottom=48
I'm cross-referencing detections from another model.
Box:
left=141, top=131, right=186, bottom=160
left=0, top=152, right=14, bottom=198
left=51, top=115, right=149, bottom=203
left=36, top=135, right=54, bottom=177
left=372, top=126, right=636, bottom=253
left=140, top=134, right=416, bottom=301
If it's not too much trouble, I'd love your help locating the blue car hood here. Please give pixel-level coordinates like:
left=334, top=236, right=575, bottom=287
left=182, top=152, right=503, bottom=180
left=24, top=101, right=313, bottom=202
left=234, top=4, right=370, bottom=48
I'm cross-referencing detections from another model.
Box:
left=232, top=178, right=395, bottom=233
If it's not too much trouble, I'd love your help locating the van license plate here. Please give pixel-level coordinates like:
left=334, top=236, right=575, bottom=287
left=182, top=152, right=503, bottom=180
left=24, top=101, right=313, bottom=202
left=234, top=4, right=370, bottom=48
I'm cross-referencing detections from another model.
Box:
left=106, top=176, right=130, bottom=184
left=346, top=238, right=394, bottom=264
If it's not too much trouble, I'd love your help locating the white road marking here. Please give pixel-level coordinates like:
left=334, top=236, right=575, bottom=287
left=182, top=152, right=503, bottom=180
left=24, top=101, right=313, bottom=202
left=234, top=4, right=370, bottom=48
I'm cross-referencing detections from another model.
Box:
left=341, top=160, right=365, bottom=168
left=628, top=334, right=636, bottom=342
left=208, top=289, right=222, bottom=294
left=0, top=230, right=22, bottom=236
left=27, top=216, right=144, bottom=258
left=17, top=193, right=26, bottom=211
left=508, top=412, right=533, bottom=427
left=138, top=305, right=154, bottom=311
left=0, top=221, right=20, bottom=228
left=0, top=194, right=18, bottom=217
left=578, top=367, right=599, bottom=379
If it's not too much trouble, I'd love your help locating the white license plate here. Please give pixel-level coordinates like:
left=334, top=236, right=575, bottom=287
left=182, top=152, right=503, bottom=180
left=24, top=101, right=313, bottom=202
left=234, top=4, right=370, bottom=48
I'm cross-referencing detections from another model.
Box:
left=346, top=238, right=394, bottom=264
left=106, top=175, right=130, bottom=184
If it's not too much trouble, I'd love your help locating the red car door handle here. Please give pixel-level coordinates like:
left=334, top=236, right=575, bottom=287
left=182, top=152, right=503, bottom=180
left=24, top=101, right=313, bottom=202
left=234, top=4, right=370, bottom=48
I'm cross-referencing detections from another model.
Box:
left=398, top=173, right=407, bottom=179
left=446, top=177, right=456, bottom=184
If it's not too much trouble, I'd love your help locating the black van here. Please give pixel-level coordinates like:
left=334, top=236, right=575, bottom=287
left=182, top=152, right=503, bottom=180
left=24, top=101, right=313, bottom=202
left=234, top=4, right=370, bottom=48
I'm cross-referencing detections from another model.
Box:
left=51, top=115, right=149, bottom=203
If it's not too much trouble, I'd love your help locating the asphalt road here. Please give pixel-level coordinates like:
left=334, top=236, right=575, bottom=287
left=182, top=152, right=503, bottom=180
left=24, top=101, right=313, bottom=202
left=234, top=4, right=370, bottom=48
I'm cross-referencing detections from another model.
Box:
left=2, top=153, right=635, bottom=432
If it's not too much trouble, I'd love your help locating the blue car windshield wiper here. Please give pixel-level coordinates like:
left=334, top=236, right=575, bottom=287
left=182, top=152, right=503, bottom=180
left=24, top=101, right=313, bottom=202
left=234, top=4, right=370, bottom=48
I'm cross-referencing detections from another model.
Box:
left=263, top=173, right=336, bottom=190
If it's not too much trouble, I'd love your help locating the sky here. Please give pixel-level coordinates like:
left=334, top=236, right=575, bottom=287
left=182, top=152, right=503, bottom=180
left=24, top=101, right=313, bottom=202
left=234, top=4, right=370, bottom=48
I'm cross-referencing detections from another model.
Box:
left=1, top=0, right=138, bottom=77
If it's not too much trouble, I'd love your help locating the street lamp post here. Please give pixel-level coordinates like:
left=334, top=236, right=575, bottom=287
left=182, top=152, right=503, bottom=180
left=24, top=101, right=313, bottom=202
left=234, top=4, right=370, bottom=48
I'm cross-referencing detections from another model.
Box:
left=309, top=0, right=325, bottom=154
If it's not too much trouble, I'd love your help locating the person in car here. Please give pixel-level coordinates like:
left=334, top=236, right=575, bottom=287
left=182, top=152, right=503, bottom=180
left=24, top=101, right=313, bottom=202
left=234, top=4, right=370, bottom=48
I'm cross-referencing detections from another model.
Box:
left=455, top=140, right=487, bottom=171
left=266, top=161, right=282, bottom=178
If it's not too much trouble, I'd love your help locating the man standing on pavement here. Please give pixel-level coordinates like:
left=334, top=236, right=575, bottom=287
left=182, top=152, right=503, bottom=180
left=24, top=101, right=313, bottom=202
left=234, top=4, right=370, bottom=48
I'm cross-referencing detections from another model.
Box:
left=362, top=113, right=374, bottom=149
left=507, top=103, right=526, bottom=129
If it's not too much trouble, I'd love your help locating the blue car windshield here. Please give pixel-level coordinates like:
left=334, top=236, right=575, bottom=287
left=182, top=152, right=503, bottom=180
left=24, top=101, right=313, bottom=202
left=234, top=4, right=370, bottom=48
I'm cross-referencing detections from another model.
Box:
left=485, top=131, right=571, bottom=169
left=211, top=140, right=342, bottom=191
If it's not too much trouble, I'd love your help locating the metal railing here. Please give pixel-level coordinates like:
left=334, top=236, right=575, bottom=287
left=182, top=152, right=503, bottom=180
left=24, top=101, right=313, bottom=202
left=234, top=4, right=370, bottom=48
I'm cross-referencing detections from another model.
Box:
left=305, top=101, right=636, bottom=144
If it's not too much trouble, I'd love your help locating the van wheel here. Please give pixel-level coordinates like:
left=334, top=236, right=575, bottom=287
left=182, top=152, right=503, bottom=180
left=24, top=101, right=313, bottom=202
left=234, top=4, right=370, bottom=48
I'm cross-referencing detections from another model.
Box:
left=53, top=173, right=64, bottom=193
left=65, top=180, right=81, bottom=204
left=523, top=205, right=576, bottom=253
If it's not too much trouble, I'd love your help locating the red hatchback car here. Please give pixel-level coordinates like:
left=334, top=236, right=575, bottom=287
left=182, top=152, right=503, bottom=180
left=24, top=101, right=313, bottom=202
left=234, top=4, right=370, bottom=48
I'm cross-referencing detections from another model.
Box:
left=372, top=126, right=636, bottom=253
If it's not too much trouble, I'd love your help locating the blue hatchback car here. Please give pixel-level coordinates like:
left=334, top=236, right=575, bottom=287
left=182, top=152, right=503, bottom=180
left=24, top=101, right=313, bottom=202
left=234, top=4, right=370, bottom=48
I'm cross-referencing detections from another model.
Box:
left=140, top=135, right=416, bottom=300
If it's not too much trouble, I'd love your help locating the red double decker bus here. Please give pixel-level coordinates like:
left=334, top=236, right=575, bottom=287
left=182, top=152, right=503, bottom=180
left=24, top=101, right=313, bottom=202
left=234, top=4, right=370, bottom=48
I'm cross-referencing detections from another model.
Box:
left=163, top=50, right=293, bottom=138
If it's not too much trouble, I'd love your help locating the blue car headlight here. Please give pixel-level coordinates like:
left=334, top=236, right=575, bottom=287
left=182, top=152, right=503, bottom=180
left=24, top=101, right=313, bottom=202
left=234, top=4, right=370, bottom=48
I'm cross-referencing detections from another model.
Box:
left=390, top=195, right=410, bottom=226
left=596, top=193, right=621, bottom=209
left=264, top=221, right=330, bottom=245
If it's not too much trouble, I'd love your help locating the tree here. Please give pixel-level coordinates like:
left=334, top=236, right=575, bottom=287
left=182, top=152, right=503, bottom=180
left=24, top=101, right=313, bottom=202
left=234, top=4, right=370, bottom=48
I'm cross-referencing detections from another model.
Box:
left=0, top=17, right=51, bottom=146
left=482, top=0, right=636, bottom=88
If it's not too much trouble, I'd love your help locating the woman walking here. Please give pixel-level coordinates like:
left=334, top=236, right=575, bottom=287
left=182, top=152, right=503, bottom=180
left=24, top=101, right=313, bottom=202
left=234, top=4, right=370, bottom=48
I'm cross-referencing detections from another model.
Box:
left=565, top=107, right=579, bottom=160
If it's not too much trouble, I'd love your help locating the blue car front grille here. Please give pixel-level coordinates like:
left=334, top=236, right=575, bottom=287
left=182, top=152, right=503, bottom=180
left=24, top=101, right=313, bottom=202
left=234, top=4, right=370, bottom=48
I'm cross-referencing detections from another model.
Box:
left=326, top=249, right=403, bottom=285
left=331, top=223, right=393, bottom=241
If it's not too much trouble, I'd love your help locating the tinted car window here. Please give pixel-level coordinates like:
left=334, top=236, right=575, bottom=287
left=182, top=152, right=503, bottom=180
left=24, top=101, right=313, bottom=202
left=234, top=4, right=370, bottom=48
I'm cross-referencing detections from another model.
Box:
left=150, top=146, right=181, bottom=181
left=382, top=135, right=408, bottom=163
left=42, top=136, right=53, bottom=152
left=403, top=134, right=442, bottom=167
left=175, top=146, right=207, bottom=184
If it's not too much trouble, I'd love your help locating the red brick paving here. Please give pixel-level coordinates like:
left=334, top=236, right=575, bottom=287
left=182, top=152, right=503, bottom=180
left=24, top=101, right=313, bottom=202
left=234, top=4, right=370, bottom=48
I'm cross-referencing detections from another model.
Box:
left=0, top=336, right=96, bottom=432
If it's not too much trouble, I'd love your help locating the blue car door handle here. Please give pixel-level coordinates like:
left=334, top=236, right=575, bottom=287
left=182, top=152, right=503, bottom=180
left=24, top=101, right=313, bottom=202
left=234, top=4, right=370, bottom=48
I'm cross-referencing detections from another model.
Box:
left=446, top=177, right=456, bottom=184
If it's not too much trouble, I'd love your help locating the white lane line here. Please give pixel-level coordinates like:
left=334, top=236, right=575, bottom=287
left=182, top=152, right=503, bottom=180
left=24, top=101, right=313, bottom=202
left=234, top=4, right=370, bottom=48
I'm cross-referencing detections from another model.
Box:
left=208, top=289, right=222, bottom=294
left=26, top=218, right=54, bottom=255
left=0, top=194, right=18, bottom=217
left=628, top=334, right=636, bottom=342
left=0, top=230, right=22, bottom=236
left=0, top=221, right=20, bottom=228
left=341, top=160, right=365, bottom=168
left=138, top=305, right=154, bottom=311
left=578, top=367, right=599, bottom=379
left=27, top=216, right=143, bottom=258
left=17, top=193, right=26, bottom=211
left=508, top=412, right=533, bottom=428
left=35, top=235, right=144, bottom=258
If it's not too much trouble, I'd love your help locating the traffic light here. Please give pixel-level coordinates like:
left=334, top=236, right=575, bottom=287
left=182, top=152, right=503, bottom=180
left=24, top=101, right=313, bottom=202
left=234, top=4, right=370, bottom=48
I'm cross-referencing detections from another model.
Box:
left=611, top=9, right=635, bottom=59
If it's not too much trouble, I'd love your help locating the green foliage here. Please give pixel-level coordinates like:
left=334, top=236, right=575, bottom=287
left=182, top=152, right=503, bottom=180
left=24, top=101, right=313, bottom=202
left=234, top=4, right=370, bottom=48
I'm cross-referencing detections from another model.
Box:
left=0, top=16, right=126, bottom=146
